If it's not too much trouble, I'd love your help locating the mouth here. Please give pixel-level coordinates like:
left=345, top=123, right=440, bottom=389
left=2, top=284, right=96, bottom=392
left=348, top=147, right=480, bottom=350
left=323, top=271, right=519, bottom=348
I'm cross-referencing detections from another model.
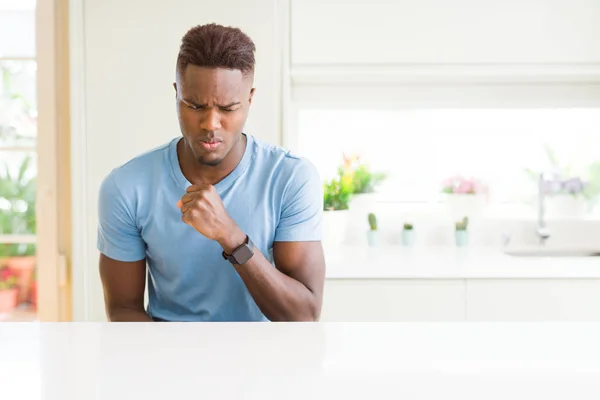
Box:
left=199, top=140, right=222, bottom=151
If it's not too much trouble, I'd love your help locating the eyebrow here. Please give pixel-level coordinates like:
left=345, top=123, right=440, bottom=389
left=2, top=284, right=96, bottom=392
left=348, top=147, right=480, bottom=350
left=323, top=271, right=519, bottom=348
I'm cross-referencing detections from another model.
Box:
left=181, top=98, right=241, bottom=108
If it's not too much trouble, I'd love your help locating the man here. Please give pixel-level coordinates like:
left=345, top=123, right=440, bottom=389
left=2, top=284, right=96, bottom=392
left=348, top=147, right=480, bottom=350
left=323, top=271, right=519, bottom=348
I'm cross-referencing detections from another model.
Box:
left=97, top=23, right=325, bottom=322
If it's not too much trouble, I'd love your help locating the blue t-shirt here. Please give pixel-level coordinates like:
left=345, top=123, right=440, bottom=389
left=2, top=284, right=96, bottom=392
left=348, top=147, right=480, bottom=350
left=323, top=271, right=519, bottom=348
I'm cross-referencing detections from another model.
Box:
left=97, top=134, right=323, bottom=321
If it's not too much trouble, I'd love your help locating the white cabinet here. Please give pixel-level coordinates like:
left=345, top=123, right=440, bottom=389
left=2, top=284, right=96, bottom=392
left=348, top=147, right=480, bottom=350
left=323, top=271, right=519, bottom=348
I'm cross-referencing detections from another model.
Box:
left=291, top=0, right=600, bottom=66
left=466, top=279, right=600, bottom=321
left=322, top=278, right=600, bottom=321
left=321, top=279, right=466, bottom=321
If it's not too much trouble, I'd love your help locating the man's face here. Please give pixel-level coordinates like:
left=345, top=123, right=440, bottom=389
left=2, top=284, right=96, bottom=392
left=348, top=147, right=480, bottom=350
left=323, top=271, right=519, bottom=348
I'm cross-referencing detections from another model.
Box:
left=175, top=65, right=254, bottom=166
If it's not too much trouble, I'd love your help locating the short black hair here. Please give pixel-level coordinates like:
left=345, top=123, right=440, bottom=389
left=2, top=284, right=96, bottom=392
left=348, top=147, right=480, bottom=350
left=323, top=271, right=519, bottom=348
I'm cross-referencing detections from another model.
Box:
left=176, top=23, right=256, bottom=77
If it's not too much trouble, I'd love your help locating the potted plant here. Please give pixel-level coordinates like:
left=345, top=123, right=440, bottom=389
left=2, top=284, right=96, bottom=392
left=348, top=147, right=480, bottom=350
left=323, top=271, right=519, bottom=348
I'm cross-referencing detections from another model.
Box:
left=366, top=213, right=378, bottom=247
left=455, top=216, right=469, bottom=247
left=402, top=222, right=414, bottom=246
left=524, top=144, right=600, bottom=218
left=539, top=175, right=589, bottom=219
left=0, top=265, right=19, bottom=313
left=351, top=162, right=387, bottom=196
left=0, top=155, right=37, bottom=304
left=322, top=173, right=353, bottom=246
left=344, top=153, right=387, bottom=214
left=441, top=175, right=487, bottom=220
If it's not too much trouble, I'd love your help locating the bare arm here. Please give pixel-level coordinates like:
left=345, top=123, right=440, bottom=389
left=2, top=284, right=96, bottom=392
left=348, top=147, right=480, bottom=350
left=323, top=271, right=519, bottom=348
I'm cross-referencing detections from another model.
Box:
left=221, top=232, right=326, bottom=322
left=99, top=254, right=152, bottom=322
left=177, top=158, right=325, bottom=321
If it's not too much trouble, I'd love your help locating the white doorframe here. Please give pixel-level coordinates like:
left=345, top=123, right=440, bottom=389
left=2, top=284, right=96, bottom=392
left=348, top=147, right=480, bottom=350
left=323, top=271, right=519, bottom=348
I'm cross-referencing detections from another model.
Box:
left=68, top=0, right=90, bottom=321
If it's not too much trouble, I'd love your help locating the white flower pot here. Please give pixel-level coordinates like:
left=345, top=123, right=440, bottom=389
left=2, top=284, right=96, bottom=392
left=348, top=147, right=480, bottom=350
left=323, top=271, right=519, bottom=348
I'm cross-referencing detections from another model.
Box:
left=545, top=194, right=588, bottom=219
left=366, top=230, right=379, bottom=247
left=322, top=210, right=350, bottom=247
left=455, top=230, right=469, bottom=247
left=402, top=229, right=415, bottom=246
left=445, top=194, right=486, bottom=220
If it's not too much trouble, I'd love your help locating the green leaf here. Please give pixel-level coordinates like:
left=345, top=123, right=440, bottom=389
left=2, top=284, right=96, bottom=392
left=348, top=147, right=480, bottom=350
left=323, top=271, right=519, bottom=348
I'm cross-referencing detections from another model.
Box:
left=17, top=155, right=31, bottom=183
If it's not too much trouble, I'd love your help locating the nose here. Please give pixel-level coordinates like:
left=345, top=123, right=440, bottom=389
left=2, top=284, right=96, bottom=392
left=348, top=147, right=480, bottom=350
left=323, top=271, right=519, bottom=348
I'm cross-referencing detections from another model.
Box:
left=199, top=108, right=221, bottom=132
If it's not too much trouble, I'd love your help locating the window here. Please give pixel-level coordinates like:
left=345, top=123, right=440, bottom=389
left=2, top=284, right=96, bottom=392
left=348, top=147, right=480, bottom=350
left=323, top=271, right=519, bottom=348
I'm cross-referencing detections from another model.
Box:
left=297, top=108, right=600, bottom=208
left=0, top=0, right=38, bottom=318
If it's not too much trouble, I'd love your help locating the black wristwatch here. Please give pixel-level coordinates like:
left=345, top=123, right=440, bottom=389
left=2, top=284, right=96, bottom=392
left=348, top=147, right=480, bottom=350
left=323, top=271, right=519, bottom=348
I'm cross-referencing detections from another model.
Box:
left=222, top=235, right=255, bottom=265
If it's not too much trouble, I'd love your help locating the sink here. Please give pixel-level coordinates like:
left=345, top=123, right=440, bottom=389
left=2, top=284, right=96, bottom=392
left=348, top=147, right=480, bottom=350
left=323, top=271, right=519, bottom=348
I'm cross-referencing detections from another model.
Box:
left=504, top=246, right=600, bottom=257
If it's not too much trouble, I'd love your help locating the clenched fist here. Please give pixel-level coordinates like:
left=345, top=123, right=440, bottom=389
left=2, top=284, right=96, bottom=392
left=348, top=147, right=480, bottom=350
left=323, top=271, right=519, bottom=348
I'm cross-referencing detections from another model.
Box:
left=177, top=184, right=235, bottom=242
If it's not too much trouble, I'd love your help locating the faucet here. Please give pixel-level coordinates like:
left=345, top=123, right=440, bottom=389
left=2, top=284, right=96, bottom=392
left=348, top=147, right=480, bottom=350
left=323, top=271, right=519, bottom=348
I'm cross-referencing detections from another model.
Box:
left=536, top=172, right=552, bottom=245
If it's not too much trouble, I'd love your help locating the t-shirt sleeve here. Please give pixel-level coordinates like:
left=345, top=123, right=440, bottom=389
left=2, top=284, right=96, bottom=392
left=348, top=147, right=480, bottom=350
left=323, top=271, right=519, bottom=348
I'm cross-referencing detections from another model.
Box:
left=97, top=172, right=146, bottom=261
left=274, top=158, right=323, bottom=242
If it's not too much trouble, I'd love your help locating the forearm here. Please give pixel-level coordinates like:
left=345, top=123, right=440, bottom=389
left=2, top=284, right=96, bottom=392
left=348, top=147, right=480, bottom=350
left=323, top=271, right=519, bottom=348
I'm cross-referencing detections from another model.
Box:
left=219, top=228, right=318, bottom=321
left=107, top=306, right=153, bottom=322
left=231, top=249, right=319, bottom=321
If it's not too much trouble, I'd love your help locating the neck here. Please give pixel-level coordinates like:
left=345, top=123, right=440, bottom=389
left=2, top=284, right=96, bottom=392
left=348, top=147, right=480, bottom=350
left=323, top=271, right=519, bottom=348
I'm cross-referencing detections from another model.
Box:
left=178, top=134, right=246, bottom=186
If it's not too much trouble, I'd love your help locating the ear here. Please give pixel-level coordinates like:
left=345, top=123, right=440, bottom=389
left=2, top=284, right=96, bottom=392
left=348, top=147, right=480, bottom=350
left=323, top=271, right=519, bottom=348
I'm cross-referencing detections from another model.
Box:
left=173, top=82, right=177, bottom=95
left=248, top=88, right=255, bottom=105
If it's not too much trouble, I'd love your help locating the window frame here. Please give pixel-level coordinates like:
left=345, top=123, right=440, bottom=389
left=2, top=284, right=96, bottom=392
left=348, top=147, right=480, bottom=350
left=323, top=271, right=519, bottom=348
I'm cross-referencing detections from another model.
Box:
left=286, top=69, right=600, bottom=217
left=0, top=54, right=37, bottom=245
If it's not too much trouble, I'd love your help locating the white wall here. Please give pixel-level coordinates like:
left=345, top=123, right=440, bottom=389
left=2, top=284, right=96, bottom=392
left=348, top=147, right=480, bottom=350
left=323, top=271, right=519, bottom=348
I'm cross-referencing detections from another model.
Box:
left=71, top=0, right=600, bottom=321
left=71, top=0, right=284, bottom=321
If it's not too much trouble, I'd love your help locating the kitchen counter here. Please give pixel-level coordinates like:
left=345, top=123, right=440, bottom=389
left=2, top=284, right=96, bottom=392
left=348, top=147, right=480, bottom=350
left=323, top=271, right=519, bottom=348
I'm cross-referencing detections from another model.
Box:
left=2, top=322, right=600, bottom=399
left=325, top=245, right=600, bottom=279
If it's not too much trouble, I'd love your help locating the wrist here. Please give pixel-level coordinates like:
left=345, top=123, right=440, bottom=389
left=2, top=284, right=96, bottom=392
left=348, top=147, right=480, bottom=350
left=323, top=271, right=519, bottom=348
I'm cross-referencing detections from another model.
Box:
left=217, top=220, right=247, bottom=254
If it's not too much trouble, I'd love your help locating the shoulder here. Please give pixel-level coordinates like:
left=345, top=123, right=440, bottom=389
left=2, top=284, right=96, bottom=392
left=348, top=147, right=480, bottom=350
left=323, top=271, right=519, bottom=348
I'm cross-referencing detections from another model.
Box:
left=102, top=139, right=173, bottom=187
left=249, top=137, right=322, bottom=211
left=99, top=139, right=174, bottom=202
left=251, top=135, right=321, bottom=185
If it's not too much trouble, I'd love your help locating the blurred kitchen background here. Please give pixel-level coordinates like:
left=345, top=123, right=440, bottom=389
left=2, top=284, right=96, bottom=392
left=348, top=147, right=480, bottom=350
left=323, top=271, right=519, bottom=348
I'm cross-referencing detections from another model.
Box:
left=1, top=0, right=600, bottom=322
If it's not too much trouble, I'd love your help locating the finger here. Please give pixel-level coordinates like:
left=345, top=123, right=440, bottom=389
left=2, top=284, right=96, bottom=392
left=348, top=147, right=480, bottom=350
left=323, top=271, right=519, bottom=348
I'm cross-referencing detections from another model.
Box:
left=186, top=184, right=212, bottom=193
left=180, top=192, right=196, bottom=204
left=186, top=185, right=199, bottom=193
left=181, top=210, right=191, bottom=224
left=176, top=199, right=183, bottom=209
left=180, top=202, right=191, bottom=214
left=181, top=208, right=198, bottom=225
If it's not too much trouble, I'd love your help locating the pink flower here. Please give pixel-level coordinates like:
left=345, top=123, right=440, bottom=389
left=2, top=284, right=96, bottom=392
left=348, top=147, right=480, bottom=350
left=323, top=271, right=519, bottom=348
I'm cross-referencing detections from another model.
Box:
left=441, top=177, right=456, bottom=188
left=442, top=175, right=462, bottom=191
left=442, top=175, right=487, bottom=195
left=455, top=179, right=474, bottom=194
left=0, top=267, right=13, bottom=281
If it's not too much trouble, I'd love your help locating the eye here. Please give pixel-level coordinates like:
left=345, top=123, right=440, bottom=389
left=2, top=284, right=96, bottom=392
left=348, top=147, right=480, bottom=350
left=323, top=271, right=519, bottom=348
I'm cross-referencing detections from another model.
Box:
left=188, top=104, right=203, bottom=111
left=221, top=108, right=236, bottom=113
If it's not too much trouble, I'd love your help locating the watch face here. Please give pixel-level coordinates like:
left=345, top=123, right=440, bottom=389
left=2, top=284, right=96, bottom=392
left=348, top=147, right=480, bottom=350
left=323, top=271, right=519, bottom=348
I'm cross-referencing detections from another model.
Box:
left=233, top=245, right=254, bottom=264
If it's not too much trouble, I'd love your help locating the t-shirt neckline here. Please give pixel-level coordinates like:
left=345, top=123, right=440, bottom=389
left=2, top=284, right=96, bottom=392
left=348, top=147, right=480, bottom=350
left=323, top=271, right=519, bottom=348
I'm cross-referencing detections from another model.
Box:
left=169, top=133, right=254, bottom=191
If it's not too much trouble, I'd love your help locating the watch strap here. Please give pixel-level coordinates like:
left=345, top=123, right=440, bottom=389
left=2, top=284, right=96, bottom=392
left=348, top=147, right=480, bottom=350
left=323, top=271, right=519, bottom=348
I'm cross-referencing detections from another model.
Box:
left=222, top=235, right=254, bottom=264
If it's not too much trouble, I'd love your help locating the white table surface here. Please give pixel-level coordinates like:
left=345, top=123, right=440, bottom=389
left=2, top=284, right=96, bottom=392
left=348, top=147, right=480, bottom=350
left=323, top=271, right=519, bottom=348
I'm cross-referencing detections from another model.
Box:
left=2, top=322, right=600, bottom=399
left=325, top=245, right=600, bottom=279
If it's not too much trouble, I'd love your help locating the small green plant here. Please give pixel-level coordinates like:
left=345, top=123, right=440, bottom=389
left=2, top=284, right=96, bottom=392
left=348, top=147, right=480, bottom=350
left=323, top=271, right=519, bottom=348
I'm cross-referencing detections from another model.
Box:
left=338, top=153, right=387, bottom=195
left=455, top=216, right=469, bottom=231
left=0, top=155, right=36, bottom=257
left=403, top=223, right=413, bottom=231
left=352, top=164, right=387, bottom=194
left=368, top=213, right=377, bottom=231
left=323, top=176, right=352, bottom=211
